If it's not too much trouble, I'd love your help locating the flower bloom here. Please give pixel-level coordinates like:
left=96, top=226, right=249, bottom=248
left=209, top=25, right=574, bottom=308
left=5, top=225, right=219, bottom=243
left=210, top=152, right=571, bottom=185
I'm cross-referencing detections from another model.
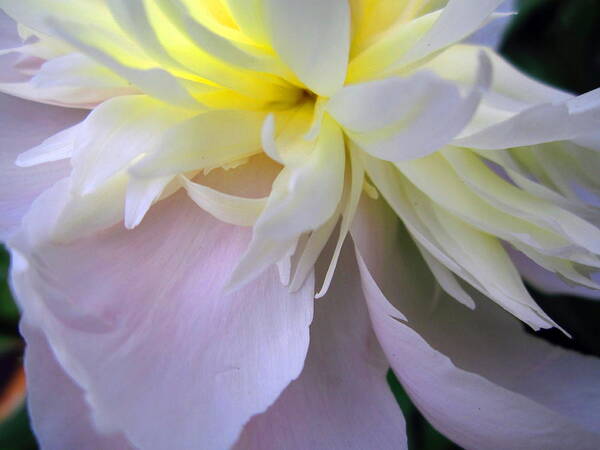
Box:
left=1, top=0, right=600, bottom=448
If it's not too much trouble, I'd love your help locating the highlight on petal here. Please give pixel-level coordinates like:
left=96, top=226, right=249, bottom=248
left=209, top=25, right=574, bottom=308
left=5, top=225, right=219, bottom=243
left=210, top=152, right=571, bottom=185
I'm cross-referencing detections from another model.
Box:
left=331, top=52, right=491, bottom=162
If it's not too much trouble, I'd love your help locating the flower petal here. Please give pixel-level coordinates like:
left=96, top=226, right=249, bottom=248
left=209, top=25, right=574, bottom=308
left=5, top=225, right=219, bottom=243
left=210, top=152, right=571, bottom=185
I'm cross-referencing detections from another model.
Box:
left=22, top=322, right=133, bottom=450
left=130, top=109, right=265, bottom=179
left=11, top=190, right=314, bottom=450
left=45, top=17, right=203, bottom=110
left=509, top=247, right=600, bottom=300
left=263, top=0, right=350, bottom=96
left=229, top=115, right=345, bottom=289
left=330, top=53, right=491, bottom=161
left=454, top=87, right=600, bottom=149
left=236, top=239, right=407, bottom=450
left=400, top=0, right=506, bottom=67
left=0, top=92, right=85, bottom=240
left=362, top=154, right=560, bottom=330
left=352, top=194, right=600, bottom=449
left=466, top=0, right=516, bottom=49
left=70, top=94, right=196, bottom=195
left=423, top=44, right=571, bottom=110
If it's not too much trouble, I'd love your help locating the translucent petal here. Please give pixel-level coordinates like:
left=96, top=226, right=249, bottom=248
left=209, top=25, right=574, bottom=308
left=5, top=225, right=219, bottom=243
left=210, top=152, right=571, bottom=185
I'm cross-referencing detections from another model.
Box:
left=263, top=0, right=350, bottom=96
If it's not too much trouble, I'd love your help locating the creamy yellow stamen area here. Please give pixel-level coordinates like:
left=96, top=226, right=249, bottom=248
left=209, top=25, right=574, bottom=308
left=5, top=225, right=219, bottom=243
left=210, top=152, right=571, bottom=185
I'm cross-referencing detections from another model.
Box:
left=3, top=0, right=600, bottom=332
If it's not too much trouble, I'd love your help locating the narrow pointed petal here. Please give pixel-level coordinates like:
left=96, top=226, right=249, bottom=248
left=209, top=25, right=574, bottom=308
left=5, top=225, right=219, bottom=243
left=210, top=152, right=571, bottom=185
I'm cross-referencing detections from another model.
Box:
left=509, top=247, right=600, bottom=300
left=236, top=241, right=407, bottom=450
left=10, top=191, right=314, bottom=450
left=352, top=195, right=600, bottom=449
left=229, top=116, right=345, bottom=289
left=0, top=93, right=85, bottom=240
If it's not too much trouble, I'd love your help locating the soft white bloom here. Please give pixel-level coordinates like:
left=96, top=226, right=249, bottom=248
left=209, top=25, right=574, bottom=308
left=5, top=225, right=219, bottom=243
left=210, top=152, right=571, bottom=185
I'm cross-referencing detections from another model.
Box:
left=1, top=0, right=599, bottom=449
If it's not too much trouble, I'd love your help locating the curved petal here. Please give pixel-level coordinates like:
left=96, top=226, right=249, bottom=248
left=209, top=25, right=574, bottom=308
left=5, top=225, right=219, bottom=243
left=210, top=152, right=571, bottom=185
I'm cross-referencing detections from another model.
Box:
left=454, top=88, right=600, bottom=149
left=263, top=0, right=350, bottom=96
left=466, top=0, right=516, bottom=49
left=21, top=322, right=133, bottom=450
left=400, top=0, right=505, bottom=67
left=352, top=195, right=600, bottom=449
left=130, top=109, right=265, bottom=179
left=11, top=189, right=315, bottom=450
left=0, top=92, right=86, bottom=240
left=235, top=239, right=406, bottom=450
left=330, top=54, right=491, bottom=162
left=229, top=115, right=345, bottom=289
left=509, top=247, right=600, bottom=300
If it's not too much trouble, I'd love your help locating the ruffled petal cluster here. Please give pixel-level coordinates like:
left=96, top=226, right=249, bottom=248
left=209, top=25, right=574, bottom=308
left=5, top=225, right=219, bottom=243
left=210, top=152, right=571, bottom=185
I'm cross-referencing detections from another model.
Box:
left=1, top=1, right=600, bottom=449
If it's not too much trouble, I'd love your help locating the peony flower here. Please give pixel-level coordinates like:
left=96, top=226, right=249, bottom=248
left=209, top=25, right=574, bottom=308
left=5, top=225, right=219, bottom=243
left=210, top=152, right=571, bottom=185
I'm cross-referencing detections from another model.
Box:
left=1, top=0, right=600, bottom=448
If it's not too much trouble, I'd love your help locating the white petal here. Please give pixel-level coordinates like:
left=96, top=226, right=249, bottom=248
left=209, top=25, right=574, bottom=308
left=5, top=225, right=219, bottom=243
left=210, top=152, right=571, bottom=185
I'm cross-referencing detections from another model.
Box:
left=24, top=53, right=137, bottom=108
left=400, top=0, right=506, bottom=67
left=455, top=87, right=600, bottom=149
left=45, top=18, right=202, bottom=110
left=124, top=175, right=173, bottom=230
left=263, top=0, right=350, bottom=96
left=16, top=124, right=76, bottom=167
left=69, top=95, right=195, bottom=194
left=131, top=110, right=265, bottom=178
left=316, top=144, right=365, bottom=298
left=229, top=116, right=345, bottom=289
left=331, top=53, right=491, bottom=161
left=179, top=175, right=267, bottom=227
left=10, top=191, right=315, bottom=450
left=363, top=154, right=559, bottom=329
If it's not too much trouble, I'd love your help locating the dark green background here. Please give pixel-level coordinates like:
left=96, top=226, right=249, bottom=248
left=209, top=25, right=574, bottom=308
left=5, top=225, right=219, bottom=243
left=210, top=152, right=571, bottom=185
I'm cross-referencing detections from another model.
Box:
left=1, top=1, right=600, bottom=448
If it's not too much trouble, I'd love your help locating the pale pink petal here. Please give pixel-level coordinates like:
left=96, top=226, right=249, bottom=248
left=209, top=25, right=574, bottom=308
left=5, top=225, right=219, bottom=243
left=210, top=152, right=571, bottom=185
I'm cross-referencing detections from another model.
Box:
left=21, top=322, right=133, bottom=450
left=352, top=195, right=600, bottom=449
left=0, top=92, right=86, bottom=240
left=11, top=188, right=315, bottom=450
left=509, top=246, right=600, bottom=300
left=236, top=241, right=407, bottom=449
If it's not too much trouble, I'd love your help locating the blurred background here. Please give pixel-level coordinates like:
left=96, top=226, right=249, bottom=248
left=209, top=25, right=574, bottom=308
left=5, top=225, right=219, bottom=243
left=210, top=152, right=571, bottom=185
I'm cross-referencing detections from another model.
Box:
left=1, top=0, right=600, bottom=448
